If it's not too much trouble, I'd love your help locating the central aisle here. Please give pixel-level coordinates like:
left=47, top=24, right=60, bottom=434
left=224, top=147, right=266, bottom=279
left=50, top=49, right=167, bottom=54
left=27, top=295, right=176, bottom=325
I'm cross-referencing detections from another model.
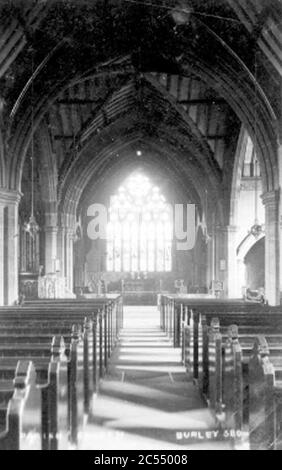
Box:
left=81, top=306, right=231, bottom=450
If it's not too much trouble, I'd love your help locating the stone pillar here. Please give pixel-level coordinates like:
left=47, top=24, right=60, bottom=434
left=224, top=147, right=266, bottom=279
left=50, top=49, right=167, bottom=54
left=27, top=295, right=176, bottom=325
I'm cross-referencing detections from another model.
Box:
left=206, top=225, right=215, bottom=291
left=214, top=226, right=228, bottom=297
left=226, top=225, right=239, bottom=298
left=0, top=202, right=3, bottom=304
left=65, top=227, right=74, bottom=292
left=214, top=225, right=239, bottom=298
left=262, top=191, right=280, bottom=306
left=44, top=202, right=58, bottom=274
left=57, top=226, right=66, bottom=278
left=237, top=258, right=246, bottom=298
left=278, top=141, right=282, bottom=296
left=61, top=213, right=75, bottom=293
left=0, top=189, right=21, bottom=305
left=206, top=237, right=213, bottom=291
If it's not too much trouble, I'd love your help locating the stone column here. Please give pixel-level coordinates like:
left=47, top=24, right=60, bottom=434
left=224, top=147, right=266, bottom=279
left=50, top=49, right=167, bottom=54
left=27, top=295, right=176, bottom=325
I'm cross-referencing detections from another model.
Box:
left=262, top=191, right=280, bottom=306
left=214, top=225, right=239, bottom=298
left=43, top=202, right=58, bottom=274
left=278, top=140, right=282, bottom=296
left=206, top=236, right=214, bottom=291
left=61, top=213, right=75, bottom=293
left=237, top=258, right=246, bottom=298
left=57, top=226, right=66, bottom=278
left=226, top=225, right=239, bottom=298
left=205, top=224, right=216, bottom=292
left=65, top=227, right=74, bottom=292
left=214, top=226, right=228, bottom=297
left=0, top=189, right=21, bottom=305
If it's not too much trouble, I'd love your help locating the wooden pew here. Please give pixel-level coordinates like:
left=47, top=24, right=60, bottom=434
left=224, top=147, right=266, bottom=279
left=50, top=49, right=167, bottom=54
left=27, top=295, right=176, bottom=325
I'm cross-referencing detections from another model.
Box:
left=205, top=327, right=282, bottom=450
left=159, top=294, right=261, bottom=340
left=0, top=316, right=114, bottom=444
left=0, top=319, right=100, bottom=397
left=0, top=304, right=119, bottom=379
left=184, top=310, right=282, bottom=383
left=0, top=361, right=41, bottom=450
left=0, top=293, right=123, bottom=355
left=199, top=321, right=267, bottom=394
left=221, top=333, right=282, bottom=450
left=160, top=293, right=282, bottom=349
left=0, top=314, right=106, bottom=404
left=21, top=295, right=123, bottom=332
left=199, top=321, right=282, bottom=405
left=0, top=357, right=68, bottom=450
left=0, top=336, right=68, bottom=449
left=249, top=336, right=282, bottom=450
left=0, top=297, right=123, bottom=448
left=171, top=295, right=282, bottom=450
left=0, top=330, right=83, bottom=448
left=24, top=294, right=124, bottom=335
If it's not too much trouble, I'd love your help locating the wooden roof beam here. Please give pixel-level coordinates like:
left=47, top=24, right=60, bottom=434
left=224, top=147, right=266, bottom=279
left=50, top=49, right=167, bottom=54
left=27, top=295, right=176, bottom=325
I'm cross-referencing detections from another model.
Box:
left=178, top=98, right=226, bottom=105
left=56, top=99, right=100, bottom=105
left=54, top=135, right=74, bottom=140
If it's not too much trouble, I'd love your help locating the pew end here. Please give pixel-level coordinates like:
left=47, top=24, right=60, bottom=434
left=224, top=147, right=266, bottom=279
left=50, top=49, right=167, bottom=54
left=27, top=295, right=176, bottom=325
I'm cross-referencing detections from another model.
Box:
left=0, top=361, right=41, bottom=450
left=249, top=337, right=276, bottom=450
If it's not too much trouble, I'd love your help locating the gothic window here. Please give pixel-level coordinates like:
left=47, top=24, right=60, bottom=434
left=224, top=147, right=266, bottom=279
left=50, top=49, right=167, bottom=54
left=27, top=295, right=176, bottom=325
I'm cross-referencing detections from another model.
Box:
left=107, top=173, right=172, bottom=273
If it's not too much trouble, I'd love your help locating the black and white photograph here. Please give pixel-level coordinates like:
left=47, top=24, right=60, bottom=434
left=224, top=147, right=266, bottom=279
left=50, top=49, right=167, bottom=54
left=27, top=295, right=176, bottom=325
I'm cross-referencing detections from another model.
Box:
left=0, top=0, right=281, bottom=454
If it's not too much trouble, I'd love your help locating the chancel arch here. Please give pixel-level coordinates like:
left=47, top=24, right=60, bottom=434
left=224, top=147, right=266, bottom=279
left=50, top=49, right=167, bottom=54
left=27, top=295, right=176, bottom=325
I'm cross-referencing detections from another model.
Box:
left=75, top=157, right=205, bottom=301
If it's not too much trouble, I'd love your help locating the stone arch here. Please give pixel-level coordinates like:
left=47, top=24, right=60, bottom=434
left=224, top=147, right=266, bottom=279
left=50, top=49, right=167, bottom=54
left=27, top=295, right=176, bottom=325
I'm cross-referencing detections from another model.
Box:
left=58, top=129, right=224, bottom=227
left=237, top=233, right=266, bottom=295
left=0, top=127, right=6, bottom=188
left=177, top=48, right=277, bottom=194
left=237, top=232, right=265, bottom=261
left=7, top=35, right=278, bottom=198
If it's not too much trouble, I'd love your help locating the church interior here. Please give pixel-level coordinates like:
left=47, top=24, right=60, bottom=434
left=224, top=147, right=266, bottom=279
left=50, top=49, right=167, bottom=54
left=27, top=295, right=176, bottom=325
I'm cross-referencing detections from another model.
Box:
left=0, top=0, right=282, bottom=451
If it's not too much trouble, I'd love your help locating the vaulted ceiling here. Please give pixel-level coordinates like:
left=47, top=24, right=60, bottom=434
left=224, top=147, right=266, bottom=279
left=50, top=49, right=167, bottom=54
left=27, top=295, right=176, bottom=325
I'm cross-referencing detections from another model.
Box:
left=0, top=0, right=281, bottom=224
left=48, top=72, right=235, bottom=175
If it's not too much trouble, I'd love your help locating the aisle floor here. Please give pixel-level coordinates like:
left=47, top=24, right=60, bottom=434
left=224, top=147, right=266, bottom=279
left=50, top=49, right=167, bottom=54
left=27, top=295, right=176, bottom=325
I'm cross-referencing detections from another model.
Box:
left=80, top=306, right=232, bottom=450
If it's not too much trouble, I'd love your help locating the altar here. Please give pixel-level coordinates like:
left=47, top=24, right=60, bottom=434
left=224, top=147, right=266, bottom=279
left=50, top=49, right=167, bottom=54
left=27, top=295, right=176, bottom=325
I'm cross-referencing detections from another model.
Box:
left=122, top=279, right=158, bottom=305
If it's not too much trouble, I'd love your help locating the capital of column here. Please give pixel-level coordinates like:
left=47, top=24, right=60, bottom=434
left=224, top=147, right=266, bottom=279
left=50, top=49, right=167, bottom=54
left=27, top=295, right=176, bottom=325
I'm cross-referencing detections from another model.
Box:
left=0, top=188, right=22, bottom=205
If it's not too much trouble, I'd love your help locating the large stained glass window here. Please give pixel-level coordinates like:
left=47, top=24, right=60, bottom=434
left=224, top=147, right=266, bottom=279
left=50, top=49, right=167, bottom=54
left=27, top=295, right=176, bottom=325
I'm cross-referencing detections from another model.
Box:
left=107, top=173, right=172, bottom=272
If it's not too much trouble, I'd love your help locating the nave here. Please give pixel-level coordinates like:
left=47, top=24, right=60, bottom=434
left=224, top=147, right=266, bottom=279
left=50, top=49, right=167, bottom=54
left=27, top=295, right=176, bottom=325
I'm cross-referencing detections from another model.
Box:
left=81, top=306, right=231, bottom=450
left=0, top=295, right=282, bottom=451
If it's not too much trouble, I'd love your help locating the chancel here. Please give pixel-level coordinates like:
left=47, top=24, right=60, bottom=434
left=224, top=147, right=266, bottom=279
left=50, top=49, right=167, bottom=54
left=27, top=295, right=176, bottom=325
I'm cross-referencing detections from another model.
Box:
left=0, top=0, right=282, bottom=451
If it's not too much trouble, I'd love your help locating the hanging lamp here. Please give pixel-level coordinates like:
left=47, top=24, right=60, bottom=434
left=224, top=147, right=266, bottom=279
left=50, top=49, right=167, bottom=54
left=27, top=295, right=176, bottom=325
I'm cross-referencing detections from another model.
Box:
left=24, top=49, right=40, bottom=239
left=249, top=49, right=263, bottom=240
